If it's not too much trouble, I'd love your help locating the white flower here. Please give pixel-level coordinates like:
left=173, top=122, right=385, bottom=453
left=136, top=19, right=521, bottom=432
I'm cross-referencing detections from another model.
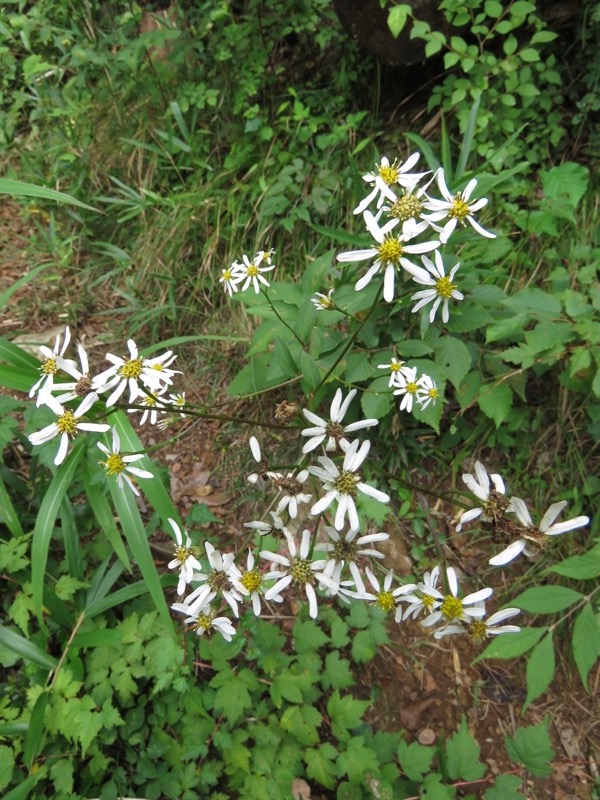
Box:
left=219, top=265, right=243, bottom=296
left=29, top=326, right=77, bottom=403
left=229, top=550, right=282, bottom=616
left=314, top=526, right=389, bottom=594
left=457, top=461, right=509, bottom=532
left=127, top=387, right=168, bottom=426
left=489, top=498, right=590, bottom=566
left=311, top=289, right=335, bottom=311
left=353, top=154, right=429, bottom=215
left=416, top=374, right=439, bottom=411
left=247, top=436, right=272, bottom=485
left=257, top=248, right=276, bottom=265
left=51, top=343, right=98, bottom=405
left=374, top=182, right=434, bottom=238
left=421, top=566, right=493, bottom=630
left=184, top=542, right=242, bottom=617
left=309, top=439, right=390, bottom=531
left=392, top=366, right=423, bottom=413
left=28, top=393, right=110, bottom=465
left=405, top=251, right=465, bottom=324
left=93, top=340, right=178, bottom=407
left=400, top=565, right=443, bottom=622
left=423, top=169, right=495, bottom=243
left=260, top=529, right=333, bottom=619
left=171, top=601, right=236, bottom=641
left=353, top=567, right=416, bottom=615
left=235, top=251, right=276, bottom=293
left=244, top=511, right=289, bottom=539
left=272, top=470, right=312, bottom=519
left=336, top=210, right=439, bottom=302
left=300, top=388, right=378, bottom=454
left=166, top=518, right=202, bottom=595
left=377, top=356, right=410, bottom=388
left=433, top=606, right=521, bottom=640
left=97, top=428, right=153, bottom=496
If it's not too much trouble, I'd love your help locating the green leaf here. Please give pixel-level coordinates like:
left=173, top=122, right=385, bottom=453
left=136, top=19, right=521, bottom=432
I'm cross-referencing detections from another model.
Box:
left=362, top=376, right=394, bottom=419
left=211, top=667, right=258, bottom=723
left=504, top=289, right=561, bottom=316
left=83, top=470, right=131, bottom=569
left=322, top=651, right=355, bottom=691
left=397, top=739, right=434, bottom=781
left=336, top=736, right=380, bottom=783
left=524, top=634, right=555, bottom=711
left=484, top=774, right=525, bottom=799
left=32, top=441, right=85, bottom=622
left=0, top=475, right=24, bottom=536
left=445, top=717, right=486, bottom=781
left=477, top=381, right=513, bottom=427
left=544, top=544, right=600, bottom=579
left=185, top=503, right=220, bottom=527
left=280, top=704, right=321, bottom=746
left=273, top=336, right=299, bottom=377
left=542, top=162, right=589, bottom=208
left=485, top=313, right=528, bottom=343
left=293, top=619, right=329, bottom=652
left=420, top=774, right=456, bottom=799
left=477, top=626, right=547, bottom=661
left=519, top=47, right=540, bottom=62
left=345, top=353, right=376, bottom=383
left=24, top=691, right=48, bottom=769
left=305, top=743, right=338, bottom=790
left=300, top=351, right=323, bottom=393
left=327, top=691, right=370, bottom=740
left=0, top=178, right=98, bottom=211
left=0, top=625, right=57, bottom=671
left=512, top=586, right=583, bottom=614
left=572, top=604, right=600, bottom=689
left=433, top=336, right=472, bottom=388
left=3, top=771, right=46, bottom=800
left=387, top=4, right=411, bottom=37
left=0, top=745, right=15, bottom=792
left=505, top=718, right=555, bottom=777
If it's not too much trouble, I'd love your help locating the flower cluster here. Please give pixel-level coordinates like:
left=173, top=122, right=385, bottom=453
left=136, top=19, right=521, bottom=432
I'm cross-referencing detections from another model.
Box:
left=219, top=249, right=276, bottom=296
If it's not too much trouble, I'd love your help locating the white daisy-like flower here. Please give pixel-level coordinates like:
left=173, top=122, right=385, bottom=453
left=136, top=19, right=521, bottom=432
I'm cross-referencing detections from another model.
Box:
left=29, top=326, right=77, bottom=403
left=400, top=565, right=443, bottom=622
left=260, top=529, right=333, bottom=619
left=433, top=605, right=521, bottom=640
left=311, top=289, right=335, bottom=311
left=97, top=427, right=153, bottom=496
left=257, top=248, right=276, bottom=265
left=353, top=154, right=429, bottom=215
left=337, top=210, right=439, bottom=302
left=423, top=169, right=495, bottom=243
left=247, top=436, right=272, bottom=485
left=353, top=567, right=416, bottom=614
left=184, top=542, right=242, bottom=617
left=416, top=374, right=439, bottom=411
left=141, top=351, right=179, bottom=391
left=309, top=439, right=390, bottom=531
left=457, top=461, right=510, bottom=532
left=219, top=265, right=243, bottom=296
left=272, top=470, right=312, bottom=519
left=489, top=498, right=590, bottom=566
left=392, top=365, right=423, bottom=413
left=405, top=251, right=465, bottom=324
left=93, top=340, right=178, bottom=407
left=314, top=526, right=389, bottom=594
left=377, top=356, right=410, bottom=388
left=52, top=342, right=98, bottom=405
left=166, top=518, right=202, bottom=596
left=171, top=601, right=236, bottom=642
left=244, top=511, right=289, bottom=539
left=127, top=388, right=168, bottom=426
left=373, top=180, right=437, bottom=240
left=229, top=550, right=282, bottom=616
left=235, top=251, right=276, bottom=293
left=300, top=388, right=378, bottom=454
left=420, top=566, right=493, bottom=630
left=29, top=393, right=110, bottom=465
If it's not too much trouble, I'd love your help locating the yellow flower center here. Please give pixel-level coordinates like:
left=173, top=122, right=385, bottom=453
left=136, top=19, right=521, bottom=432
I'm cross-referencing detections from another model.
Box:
left=175, top=544, right=193, bottom=564
left=377, top=237, right=403, bottom=266
left=427, top=387, right=439, bottom=400
left=390, top=361, right=403, bottom=372
left=376, top=591, right=395, bottom=612
left=378, top=163, right=399, bottom=185
left=449, top=195, right=469, bottom=221
left=421, top=593, right=435, bottom=610
left=193, top=613, right=212, bottom=632
left=406, top=381, right=418, bottom=395
left=390, top=194, right=421, bottom=220
left=241, top=569, right=262, bottom=593
left=142, top=395, right=157, bottom=407
left=247, top=265, right=259, bottom=278
left=118, top=358, right=143, bottom=380
left=468, top=620, right=488, bottom=642
left=319, top=296, right=334, bottom=309
left=223, top=269, right=232, bottom=280
left=57, top=410, right=78, bottom=435
left=440, top=595, right=463, bottom=621
left=333, top=470, right=359, bottom=496
left=290, top=558, right=314, bottom=586
left=41, top=357, right=58, bottom=375
left=435, top=276, right=456, bottom=299
left=102, top=453, right=125, bottom=475
left=331, top=539, right=359, bottom=563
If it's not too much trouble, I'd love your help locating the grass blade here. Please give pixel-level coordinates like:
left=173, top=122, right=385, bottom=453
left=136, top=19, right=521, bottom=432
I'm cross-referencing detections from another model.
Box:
left=61, top=497, right=83, bottom=580
left=24, top=690, right=49, bottom=769
left=0, top=625, right=57, bottom=671
left=83, top=466, right=131, bottom=570
left=0, top=336, right=40, bottom=368
left=0, top=474, right=24, bottom=536
left=0, top=178, right=98, bottom=211
left=456, top=95, right=481, bottom=181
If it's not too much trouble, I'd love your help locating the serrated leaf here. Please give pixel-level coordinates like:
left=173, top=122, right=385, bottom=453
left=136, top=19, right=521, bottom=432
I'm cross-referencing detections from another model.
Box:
left=542, top=162, right=589, bottom=208
left=336, top=736, right=380, bottom=783
left=323, top=651, right=355, bottom=691
left=544, top=544, right=600, bottom=579
left=477, top=380, right=513, bottom=427
left=0, top=745, right=15, bottom=792
left=512, top=586, right=583, bottom=614
left=397, top=739, right=434, bottom=781
left=305, top=743, right=338, bottom=789
left=280, top=704, right=321, bottom=746
left=503, top=288, right=561, bottom=316
left=211, top=667, right=258, bottom=723
left=485, top=313, right=528, bottom=343
left=524, top=634, right=555, bottom=711
left=572, top=604, right=600, bottom=689
left=505, top=718, right=555, bottom=777
left=433, top=336, right=472, bottom=388
left=345, top=353, right=375, bottom=383
left=362, top=376, right=394, bottom=419
left=477, top=626, right=547, bottom=661
left=446, top=717, right=486, bottom=781
left=484, top=774, right=525, bottom=799
left=293, top=619, right=329, bottom=652
left=327, top=691, right=370, bottom=740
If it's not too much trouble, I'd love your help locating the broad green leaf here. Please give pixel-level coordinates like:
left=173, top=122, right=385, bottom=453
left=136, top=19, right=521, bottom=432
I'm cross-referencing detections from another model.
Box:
left=504, top=289, right=561, bottom=316
left=485, top=313, right=528, bottom=343
left=446, top=717, right=486, bottom=781
left=300, top=351, right=323, bottom=393
left=524, top=633, right=555, bottom=711
left=0, top=625, right=57, bottom=670
left=273, top=336, right=298, bottom=377
left=305, top=743, right=338, bottom=790
left=387, top=4, right=411, bottom=37
left=420, top=774, right=456, bottom=799
left=477, top=380, right=513, bottom=427
left=433, top=336, right=472, bottom=388
left=477, top=626, right=547, bottom=661
left=484, top=774, right=525, bottom=799
left=0, top=365, right=39, bottom=393
left=572, top=604, right=600, bottom=689
left=345, top=352, right=376, bottom=383
left=336, top=736, right=380, bottom=783
left=0, top=178, right=98, bottom=211
left=0, top=336, right=40, bottom=369
left=280, top=704, right=321, bottom=746
left=211, top=667, right=259, bottom=723
left=32, top=441, right=85, bottom=622
left=361, top=376, right=393, bottom=420
left=505, top=718, right=555, bottom=777
left=0, top=745, right=15, bottom=792
left=542, top=162, right=589, bottom=208
left=544, top=544, right=600, bottom=579
left=327, top=691, right=370, bottom=740
left=397, top=739, right=434, bottom=781
left=512, top=586, right=583, bottom=614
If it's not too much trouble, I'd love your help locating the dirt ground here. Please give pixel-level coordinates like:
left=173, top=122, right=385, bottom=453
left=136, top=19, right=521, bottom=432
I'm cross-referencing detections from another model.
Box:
left=1, top=198, right=598, bottom=799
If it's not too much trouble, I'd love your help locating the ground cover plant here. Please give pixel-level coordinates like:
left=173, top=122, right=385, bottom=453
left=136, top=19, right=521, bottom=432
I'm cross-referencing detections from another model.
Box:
left=0, top=1, right=599, bottom=799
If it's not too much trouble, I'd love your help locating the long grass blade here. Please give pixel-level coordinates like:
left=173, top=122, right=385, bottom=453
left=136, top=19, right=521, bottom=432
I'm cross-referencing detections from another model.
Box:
left=0, top=178, right=98, bottom=211
left=0, top=474, right=24, bottom=536
left=456, top=95, right=481, bottom=181
left=0, top=625, right=57, bottom=670
left=0, top=336, right=40, bottom=368
left=83, top=466, right=131, bottom=569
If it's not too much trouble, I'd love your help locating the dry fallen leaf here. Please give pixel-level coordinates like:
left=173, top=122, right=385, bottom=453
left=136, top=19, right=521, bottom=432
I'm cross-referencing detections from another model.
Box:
left=291, top=777, right=312, bottom=800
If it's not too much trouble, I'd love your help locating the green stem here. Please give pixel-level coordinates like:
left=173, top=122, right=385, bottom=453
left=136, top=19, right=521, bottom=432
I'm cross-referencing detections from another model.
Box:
left=264, top=290, right=305, bottom=348
left=548, top=583, right=600, bottom=633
